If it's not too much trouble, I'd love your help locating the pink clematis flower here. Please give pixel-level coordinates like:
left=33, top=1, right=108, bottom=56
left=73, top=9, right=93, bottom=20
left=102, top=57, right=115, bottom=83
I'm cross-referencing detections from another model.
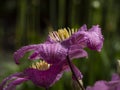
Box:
left=0, top=43, right=83, bottom=90
left=47, top=25, right=104, bottom=59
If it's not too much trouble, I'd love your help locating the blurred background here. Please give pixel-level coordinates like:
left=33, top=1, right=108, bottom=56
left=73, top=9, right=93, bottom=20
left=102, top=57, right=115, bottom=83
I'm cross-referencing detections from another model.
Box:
left=0, top=0, right=120, bottom=90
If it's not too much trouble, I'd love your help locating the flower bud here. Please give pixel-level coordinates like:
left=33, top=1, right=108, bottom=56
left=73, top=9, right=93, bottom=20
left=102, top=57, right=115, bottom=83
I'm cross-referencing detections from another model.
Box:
left=117, top=60, right=120, bottom=74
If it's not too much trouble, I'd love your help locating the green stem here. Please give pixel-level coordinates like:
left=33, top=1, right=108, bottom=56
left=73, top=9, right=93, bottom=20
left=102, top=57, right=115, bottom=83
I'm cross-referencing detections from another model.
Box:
left=67, top=55, right=85, bottom=90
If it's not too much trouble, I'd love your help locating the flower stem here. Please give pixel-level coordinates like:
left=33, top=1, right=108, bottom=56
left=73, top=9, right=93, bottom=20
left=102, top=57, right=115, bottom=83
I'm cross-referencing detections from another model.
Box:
left=67, top=55, right=85, bottom=90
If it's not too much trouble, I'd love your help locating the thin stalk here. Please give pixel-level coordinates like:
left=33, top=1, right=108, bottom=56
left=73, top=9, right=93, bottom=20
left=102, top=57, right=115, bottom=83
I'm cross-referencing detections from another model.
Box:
left=67, top=55, right=85, bottom=90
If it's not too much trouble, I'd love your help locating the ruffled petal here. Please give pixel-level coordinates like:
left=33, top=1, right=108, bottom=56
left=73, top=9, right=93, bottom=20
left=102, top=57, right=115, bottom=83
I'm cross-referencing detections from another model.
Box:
left=62, top=25, right=104, bottom=52
left=69, top=45, right=88, bottom=59
left=24, top=61, right=66, bottom=88
left=86, top=25, right=104, bottom=52
left=0, top=72, right=28, bottom=90
left=29, top=43, right=67, bottom=64
left=14, top=44, right=40, bottom=64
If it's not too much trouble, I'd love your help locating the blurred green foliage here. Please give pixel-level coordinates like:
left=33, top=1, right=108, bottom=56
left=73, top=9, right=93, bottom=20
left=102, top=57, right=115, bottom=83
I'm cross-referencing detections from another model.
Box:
left=0, top=0, right=120, bottom=90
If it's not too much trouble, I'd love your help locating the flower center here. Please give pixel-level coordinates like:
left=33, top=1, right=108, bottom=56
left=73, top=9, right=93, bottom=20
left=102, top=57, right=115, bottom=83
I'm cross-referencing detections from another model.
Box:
left=49, top=28, right=78, bottom=42
left=30, top=61, right=51, bottom=70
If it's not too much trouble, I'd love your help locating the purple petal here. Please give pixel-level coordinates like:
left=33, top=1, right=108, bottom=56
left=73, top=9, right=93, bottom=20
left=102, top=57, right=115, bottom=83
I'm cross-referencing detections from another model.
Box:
left=86, top=81, right=109, bottom=90
left=69, top=45, right=88, bottom=59
left=14, top=44, right=40, bottom=64
left=111, top=73, right=120, bottom=81
left=0, top=73, right=23, bottom=89
left=78, top=24, right=87, bottom=31
left=86, top=25, right=104, bottom=52
left=86, top=74, right=120, bottom=90
left=0, top=72, right=28, bottom=90
left=62, top=25, right=104, bottom=52
left=61, top=32, right=87, bottom=48
left=28, top=51, right=40, bottom=60
left=107, top=73, right=120, bottom=90
left=29, top=43, right=67, bottom=64
left=72, top=65, right=83, bottom=80
left=24, top=61, right=66, bottom=88
left=3, top=77, right=28, bottom=90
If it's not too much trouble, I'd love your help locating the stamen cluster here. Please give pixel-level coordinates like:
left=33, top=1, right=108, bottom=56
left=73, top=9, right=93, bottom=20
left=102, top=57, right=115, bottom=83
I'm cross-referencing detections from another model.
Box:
left=31, top=61, right=51, bottom=70
left=49, top=28, right=77, bottom=42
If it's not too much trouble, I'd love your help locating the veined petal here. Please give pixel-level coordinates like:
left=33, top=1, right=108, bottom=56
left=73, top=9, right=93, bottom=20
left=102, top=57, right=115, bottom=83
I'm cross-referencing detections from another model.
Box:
left=25, top=61, right=66, bottom=88
left=29, top=43, right=67, bottom=64
left=61, top=32, right=87, bottom=48
left=69, top=45, right=88, bottom=59
left=0, top=72, right=28, bottom=90
left=14, top=44, right=40, bottom=64
left=61, top=25, right=88, bottom=48
left=3, top=77, right=28, bottom=90
left=0, top=73, right=23, bottom=89
left=62, top=25, right=104, bottom=52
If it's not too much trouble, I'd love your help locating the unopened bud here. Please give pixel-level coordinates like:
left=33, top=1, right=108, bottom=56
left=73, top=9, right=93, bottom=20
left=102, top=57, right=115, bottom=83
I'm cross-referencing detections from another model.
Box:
left=117, top=60, right=120, bottom=74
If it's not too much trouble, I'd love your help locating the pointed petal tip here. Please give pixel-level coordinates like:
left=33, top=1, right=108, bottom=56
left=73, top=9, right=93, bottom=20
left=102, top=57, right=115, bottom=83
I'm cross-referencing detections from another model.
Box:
left=78, top=24, right=87, bottom=31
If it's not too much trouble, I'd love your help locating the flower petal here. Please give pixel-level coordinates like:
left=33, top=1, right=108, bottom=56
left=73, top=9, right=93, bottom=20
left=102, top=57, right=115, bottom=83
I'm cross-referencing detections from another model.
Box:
left=78, top=24, right=87, bottom=31
left=86, top=81, right=109, bottom=90
left=69, top=45, right=88, bottom=59
left=14, top=44, right=40, bottom=64
left=3, top=77, right=28, bottom=90
left=86, top=25, right=104, bottom=52
left=111, top=73, right=120, bottom=81
left=72, top=65, right=83, bottom=80
left=61, top=32, right=87, bottom=48
left=107, top=73, right=120, bottom=89
left=62, top=25, right=104, bottom=52
left=29, top=43, right=67, bottom=64
left=61, top=25, right=88, bottom=48
left=25, top=61, right=66, bottom=88
left=28, top=51, right=40, bottom=60
left=0, top=72, right=28, bottom=90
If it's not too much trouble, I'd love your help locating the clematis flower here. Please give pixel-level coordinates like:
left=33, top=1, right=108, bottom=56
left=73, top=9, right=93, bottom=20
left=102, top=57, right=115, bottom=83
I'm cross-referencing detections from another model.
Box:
left=0, top=43, right=83, bottom=90
left=47, top=25, right=104, bottom=54
left=86, top=73, right=120, bottom=90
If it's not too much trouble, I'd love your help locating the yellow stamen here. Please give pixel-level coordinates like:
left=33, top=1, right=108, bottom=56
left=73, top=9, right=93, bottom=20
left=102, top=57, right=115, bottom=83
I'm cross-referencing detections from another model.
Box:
left=31, top=61, right=51, bottom=70
left=49, top=28, right=78, bottom=42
